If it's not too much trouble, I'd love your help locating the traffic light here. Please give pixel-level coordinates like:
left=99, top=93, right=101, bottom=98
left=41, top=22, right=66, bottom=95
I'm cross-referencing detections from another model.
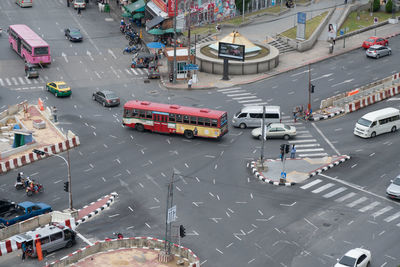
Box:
left=179, top=225, right=186, bottom=238
left=285, top=144, right=290, bottom=154
left=33, top=149, right=46, bottom=156
left=310, top=84, right=315, bottom=93
left=280, top=144, right=285, bottom=154
left=64, top=181, right=69, bottom=192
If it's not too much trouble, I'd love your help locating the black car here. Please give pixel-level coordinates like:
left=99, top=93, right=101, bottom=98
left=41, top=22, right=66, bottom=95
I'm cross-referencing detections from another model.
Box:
left=92, top=90, right=120, bottom=107
left=64, top=28, right=83, bottom=42
left=0, top=199, right=15, bottom=214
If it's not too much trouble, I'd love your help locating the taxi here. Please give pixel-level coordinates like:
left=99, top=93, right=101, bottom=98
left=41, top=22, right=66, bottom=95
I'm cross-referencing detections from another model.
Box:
left=46, top=81, right=71, bottom=97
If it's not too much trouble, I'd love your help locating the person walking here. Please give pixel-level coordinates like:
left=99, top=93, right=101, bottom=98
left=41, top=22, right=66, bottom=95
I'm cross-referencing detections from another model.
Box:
left=52, top=106, right=58, bottom=122
left=21, top=241, right=26, bottom=261
left=77, top=6, right=82, bottom=16
left=188, top=78, right=193, bottom=89
left=67, top=0, right=70, bottom=7
left=290, top=145, right=296, bottom=159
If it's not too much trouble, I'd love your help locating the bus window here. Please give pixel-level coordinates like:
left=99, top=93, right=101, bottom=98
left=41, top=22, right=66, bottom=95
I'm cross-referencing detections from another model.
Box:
left=146, top=111, right=152, bottom=119
left=132, top=109, right=138, bottom=117
left=183, top=115, right=189, bottom=124
left=198, top=117, right=205, bottom=126
left=169, top=114, right=175, bottom=122
left=211, top=119, right=217, bottom=127
left=34, top=47, right=49, bottom=56
left=124, top=109, right=131, bottom=117
left=176, top=114, right=182, bottom=122
left=204, top=118, right=211, bottom=126
left=139, top=110, right=145, bottom=118
left=190, top=116, right=197, bottom=124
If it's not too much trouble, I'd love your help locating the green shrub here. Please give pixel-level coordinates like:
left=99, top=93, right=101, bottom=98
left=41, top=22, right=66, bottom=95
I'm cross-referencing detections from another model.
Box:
left=373, top=0, right=380, bottom=12
left=385, top=0, right=393, bottom=13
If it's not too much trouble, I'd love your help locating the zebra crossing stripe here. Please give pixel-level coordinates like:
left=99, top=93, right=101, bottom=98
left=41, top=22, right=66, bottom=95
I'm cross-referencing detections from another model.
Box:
left=295, top=144, right=320, bottom=148
left=298, top=153, right=328, bottom=157
left=358, top=201, right=380, bottom=212
left=384, top=211, right=400, bottom=222
left=137, top=69, right=143, bottom=75
left=33, top=79, right=39, bottom=84
left=131, top=68, right=138, bottom=75
left=222, top=90, right=245, bottom=94
left=371, top=206, right=393, bottom=218
left=346, top=196, right=368, bottom=208
left=18, top=77, right=25, bottom=85
left=217, top=87, right=241, bottom=92
left=312, top=183, right=335, bottom=193
left=296, top=148, right=324, bottom=153
left=288, top=139, right=317, bottom=143
left=11, top=77, right=18, bottom=85
left=238, top=99, right=263, bottom=103
left=125, top=69, right=132, bottom=75
left=144, top=69, right=149, bottom=74
left=323, top=187, right=347, bottom=198
left=296, top=130, right=310, bottom=134
left=296, top=134, right=313, bottom=138
left=227, top=93, right=252, bottom=97
left=5, top=78, right=11, bottom=86
left=232, top=96, right=258, bottom=100
left=39, top=77, right=45, bottom=83
left=335, top=192, right=357, bottom=203
left=243, top=102, right=269, bottom=106
left=25, top=77, right=32, bottom=84
left=0, top=79, right=4, bottom=86
left=300, top=179, right=322, bottom=189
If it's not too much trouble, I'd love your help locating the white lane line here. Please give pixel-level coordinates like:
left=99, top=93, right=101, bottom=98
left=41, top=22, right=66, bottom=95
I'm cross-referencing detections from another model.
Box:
left=346, top=197, right=368, bottom=208
left=371, top=206, right=393, bottom=218
left=76, top=232, right=93, bottom=245
left=298, top=153, right=328, bottom=157
left=323, top=187, right=347, bottom=198
left=227, top=93, right=252, bottom=97
left=300, top=179, right=322, bottom=189
left=319, top=173, right=400, bottom=207
left=312, top=122, right=340, bottom=155
left=217, top=87, right=241, bottom=92
left=296, top=148, right=324, bottom=152
left=232, top=96, right=258, bottom=100
left=295, top=144, right=320, bottom=148
left=0, top=79, right=4, bottom=86
left=312, top=183, right=335, bottom=194
left=359, top=201, right=380, bottom=212
left=238, top=99, right=263, bottom=103
left=335, top=192, right=357, bottom=203
left=384, top=211, right=400, bottom=222
left=288, top=139, right=317, bottom=143
left=222, top=90, right=246, bottom=94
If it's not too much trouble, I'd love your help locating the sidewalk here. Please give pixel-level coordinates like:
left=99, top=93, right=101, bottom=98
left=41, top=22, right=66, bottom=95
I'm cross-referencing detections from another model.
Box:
left=161, top=22, right=400, bottom=89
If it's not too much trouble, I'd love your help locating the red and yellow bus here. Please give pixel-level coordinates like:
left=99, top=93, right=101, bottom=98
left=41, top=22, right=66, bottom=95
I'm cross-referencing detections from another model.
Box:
left=123, top=100, right=228, bottom=139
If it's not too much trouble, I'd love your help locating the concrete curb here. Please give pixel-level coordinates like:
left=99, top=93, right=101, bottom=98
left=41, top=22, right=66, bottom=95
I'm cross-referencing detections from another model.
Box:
left=308, top=155, right=350, bottom=178
left=0, top=239, right=21, bottom=256
left=310, top=108, right=345, bottom=121
left=250, top=160, right=296, bottom=186
left=75, top=192, right=118, bottom=227
left=0, top=136, right=80, bottom=175
left=46, top=237, right=200, bottom=267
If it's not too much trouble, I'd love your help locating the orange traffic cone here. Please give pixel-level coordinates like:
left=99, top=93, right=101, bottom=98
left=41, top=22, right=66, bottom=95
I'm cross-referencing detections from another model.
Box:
left=38, top=98, right=44, bottom=111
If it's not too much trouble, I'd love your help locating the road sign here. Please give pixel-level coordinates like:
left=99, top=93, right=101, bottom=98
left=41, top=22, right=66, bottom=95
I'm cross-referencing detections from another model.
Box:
left=167, top=205, right=176, bottom=224
left=183, top=64, right=199, bottom=71
left=297, top=12, right=306, bottom=24
left=281, top=172, right=286, bottom=179
left=340, top=29, right=344, bottom=36
left=296, top=12, right=306, bottom=40
left=374, top=17, right=378, bottom=24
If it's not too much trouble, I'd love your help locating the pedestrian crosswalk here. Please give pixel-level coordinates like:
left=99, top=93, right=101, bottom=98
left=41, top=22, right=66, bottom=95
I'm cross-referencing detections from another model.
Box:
left=0, top=76, right=46, bottom=87
left=217, top=87, right=269, bottom=106
left=300, top=179, right=400, bottom=227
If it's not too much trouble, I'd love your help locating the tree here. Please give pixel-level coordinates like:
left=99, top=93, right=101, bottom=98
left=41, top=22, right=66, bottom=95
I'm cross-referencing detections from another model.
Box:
left=373, top=0, right=380, bottom=12
left=385, top=0, right=393, bottom=13
left=235, top=0, right=251, bottom=14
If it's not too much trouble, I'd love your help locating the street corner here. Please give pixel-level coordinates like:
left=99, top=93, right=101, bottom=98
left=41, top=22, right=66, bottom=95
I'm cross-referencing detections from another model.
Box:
left=308, top=155, right=351, bottom=178
left=310, top=107, right=345, bottom=121
left=249, top=160, right=296, bottom=186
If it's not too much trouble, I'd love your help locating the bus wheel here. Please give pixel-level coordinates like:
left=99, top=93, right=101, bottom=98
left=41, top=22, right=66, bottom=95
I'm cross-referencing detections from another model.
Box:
left=135, top=124, right=144, bottom=132
left=184, top=130, right=194, bottom=139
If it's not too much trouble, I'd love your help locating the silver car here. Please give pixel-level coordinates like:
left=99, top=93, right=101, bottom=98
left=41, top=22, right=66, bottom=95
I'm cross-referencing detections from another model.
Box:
left=366, top=45, right=391, bottom=58
left=251, top=123, right=296, bottom=140
left=386, top=175, right=400, bottom=199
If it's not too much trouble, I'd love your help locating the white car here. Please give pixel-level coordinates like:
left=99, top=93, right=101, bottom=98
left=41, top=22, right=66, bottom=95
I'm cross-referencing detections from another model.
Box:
left=335, top=248, right=371, bottom=267
left=251, top=123, right=296, bottom=140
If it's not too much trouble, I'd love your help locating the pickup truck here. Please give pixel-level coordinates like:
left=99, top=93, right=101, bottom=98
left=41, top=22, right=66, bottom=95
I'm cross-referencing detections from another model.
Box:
left=0, top=201, right=52, bottom=228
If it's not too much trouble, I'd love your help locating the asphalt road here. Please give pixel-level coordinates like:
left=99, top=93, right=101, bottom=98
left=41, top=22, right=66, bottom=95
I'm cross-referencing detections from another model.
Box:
left=0, top=1, right=400, bottom=267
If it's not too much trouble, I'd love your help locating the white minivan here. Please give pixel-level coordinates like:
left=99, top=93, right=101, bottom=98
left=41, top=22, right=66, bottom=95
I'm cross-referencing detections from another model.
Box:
left=354, top=107, right=400, bottom=138
left=232, top=106, right=281, bottom=128
left=16, top=0, right=33, bottom=7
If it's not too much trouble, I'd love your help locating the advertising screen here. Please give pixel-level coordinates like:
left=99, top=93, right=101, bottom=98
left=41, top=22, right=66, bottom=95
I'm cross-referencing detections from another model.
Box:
left=218, top=42, right=245, bottom=61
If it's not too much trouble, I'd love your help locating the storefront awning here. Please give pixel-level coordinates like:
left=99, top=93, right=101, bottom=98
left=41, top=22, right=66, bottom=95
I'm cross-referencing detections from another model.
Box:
left=146, top=1, right=168, bottom=19
left=146, top=16, right=165, bottom=29
left=124, top=0, right=146, bottom=13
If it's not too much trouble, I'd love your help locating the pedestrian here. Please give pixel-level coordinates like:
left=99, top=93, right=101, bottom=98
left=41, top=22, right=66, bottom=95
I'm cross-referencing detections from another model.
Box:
left=52, top=106, right=58, bottom=122
left=188, top=78, right=193, bottom=89
left=290, top=145, right=296, bottom=159
left=21, top=241, right=26, bottom=261
left=344, top=0, right=347, bottom=4
left=293, top=106, right=298, bottom=123
left=77, top=6, right=82, bottom=15
left=67, top=0, right=70, bottom=7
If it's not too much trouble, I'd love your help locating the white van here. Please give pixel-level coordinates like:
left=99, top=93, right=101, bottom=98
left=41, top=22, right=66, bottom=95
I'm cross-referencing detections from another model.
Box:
left=354, top=107, right=400, bottom=138
left=11, top=223, right=76, bottom=257
left=232, top=106, right=281, bottom=128
left=16, top=0, right=33, bottom=7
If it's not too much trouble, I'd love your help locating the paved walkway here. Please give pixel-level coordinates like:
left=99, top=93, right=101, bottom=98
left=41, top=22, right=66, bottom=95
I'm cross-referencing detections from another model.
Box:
left=77, top=194, right=113, bottom=220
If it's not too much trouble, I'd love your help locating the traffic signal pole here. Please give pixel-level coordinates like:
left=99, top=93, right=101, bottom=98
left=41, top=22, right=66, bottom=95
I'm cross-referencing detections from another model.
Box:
left=308, top=64, right=311, bottom=112
left=260, top=105, right=266, bottom=169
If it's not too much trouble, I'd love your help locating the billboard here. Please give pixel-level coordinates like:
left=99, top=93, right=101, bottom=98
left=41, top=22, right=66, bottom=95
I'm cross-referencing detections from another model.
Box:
left=218, top=42, right=245, bottom=61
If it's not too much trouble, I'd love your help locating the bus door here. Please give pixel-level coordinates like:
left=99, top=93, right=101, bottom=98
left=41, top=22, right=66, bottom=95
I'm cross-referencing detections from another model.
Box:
left=153, top=113, right=169, bottom=133
left=17, top=38, right=21, bottom=54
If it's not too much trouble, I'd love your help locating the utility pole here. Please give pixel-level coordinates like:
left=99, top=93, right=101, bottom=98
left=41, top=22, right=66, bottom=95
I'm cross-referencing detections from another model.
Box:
left=260, top=105, right=266, bottom=169
left=242, top=0, right=245, bottom=22
left=163, top=173, right=174, bottom=256
left=392, top=1, right=396, bottom=20
left=173, top=0, right=178, bottom=83
left=308, top=64, right=311, bottom=112
left=66, top=138, right=73, bottom=210
left=187, top=0, right=191, bottom=64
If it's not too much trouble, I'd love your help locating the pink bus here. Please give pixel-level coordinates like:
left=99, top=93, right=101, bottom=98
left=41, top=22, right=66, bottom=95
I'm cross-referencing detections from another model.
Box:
left=8, top=24, right=51, bottom=65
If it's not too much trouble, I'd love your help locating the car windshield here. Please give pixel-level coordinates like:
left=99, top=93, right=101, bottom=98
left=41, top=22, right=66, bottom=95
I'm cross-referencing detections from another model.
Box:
left=284, top=125, right=291, bottom=130
left=366, top=38, right=375, bottom=42
left=394, top=177, right=400, bottom=185
left=357, top=118, right=372, bottom=127
left=71, top=30, right=80, bottom=35
left=58, top=84, right=69, bottom=89
left=105, top=93, right=117, bottom=99
left=34, top=46, right=49, bottom=56
left=338, top=255, right=356, bottom=266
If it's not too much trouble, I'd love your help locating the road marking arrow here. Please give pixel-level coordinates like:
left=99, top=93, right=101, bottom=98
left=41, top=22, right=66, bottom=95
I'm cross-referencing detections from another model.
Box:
left=186, top=230, right=199, bottom=236
left=192, top=201, right=203, bottom=207
left=87, top=50, right=94, bottom=61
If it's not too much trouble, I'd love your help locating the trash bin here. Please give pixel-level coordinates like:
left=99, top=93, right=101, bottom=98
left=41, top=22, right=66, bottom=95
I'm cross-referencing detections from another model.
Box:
left=104, top=3, right=110, bottom=12
left=329, top=43, right=334, bottom=54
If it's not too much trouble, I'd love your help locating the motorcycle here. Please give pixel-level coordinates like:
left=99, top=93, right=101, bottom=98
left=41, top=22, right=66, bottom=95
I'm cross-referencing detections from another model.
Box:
left=15, top=180, right=26, bottom=190
left=123, top=45, right=140, bottom=55
left=26, top=183, right=44, bottom=196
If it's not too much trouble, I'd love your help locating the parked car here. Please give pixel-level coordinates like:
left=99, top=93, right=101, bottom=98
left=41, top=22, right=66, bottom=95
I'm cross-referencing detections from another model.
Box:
left=0, top=201, right=52, bottom=228
left=251, top=123, right=296, bottom=140
left=335, top=248, right=371, bottom=267
left=386, top=174, right=400, bottom=199
left=0, top=199, right=15, bottom=214
left=362, top=36, right=388, bottom=49
left=46, top=81, right=71, bottom=97
left=64, top=28, right=83, bottom=42
left=92, top=90, right=120, bottom=107
left=366, top=45, right=391, bottom=58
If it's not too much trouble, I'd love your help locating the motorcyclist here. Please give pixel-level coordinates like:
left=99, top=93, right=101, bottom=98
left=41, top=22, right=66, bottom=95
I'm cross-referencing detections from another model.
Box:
left=25, top=176, right=32, bottom=188
left=120, top=19, right=126, bottom=32
left=17, top=172, right=23, bottom=183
